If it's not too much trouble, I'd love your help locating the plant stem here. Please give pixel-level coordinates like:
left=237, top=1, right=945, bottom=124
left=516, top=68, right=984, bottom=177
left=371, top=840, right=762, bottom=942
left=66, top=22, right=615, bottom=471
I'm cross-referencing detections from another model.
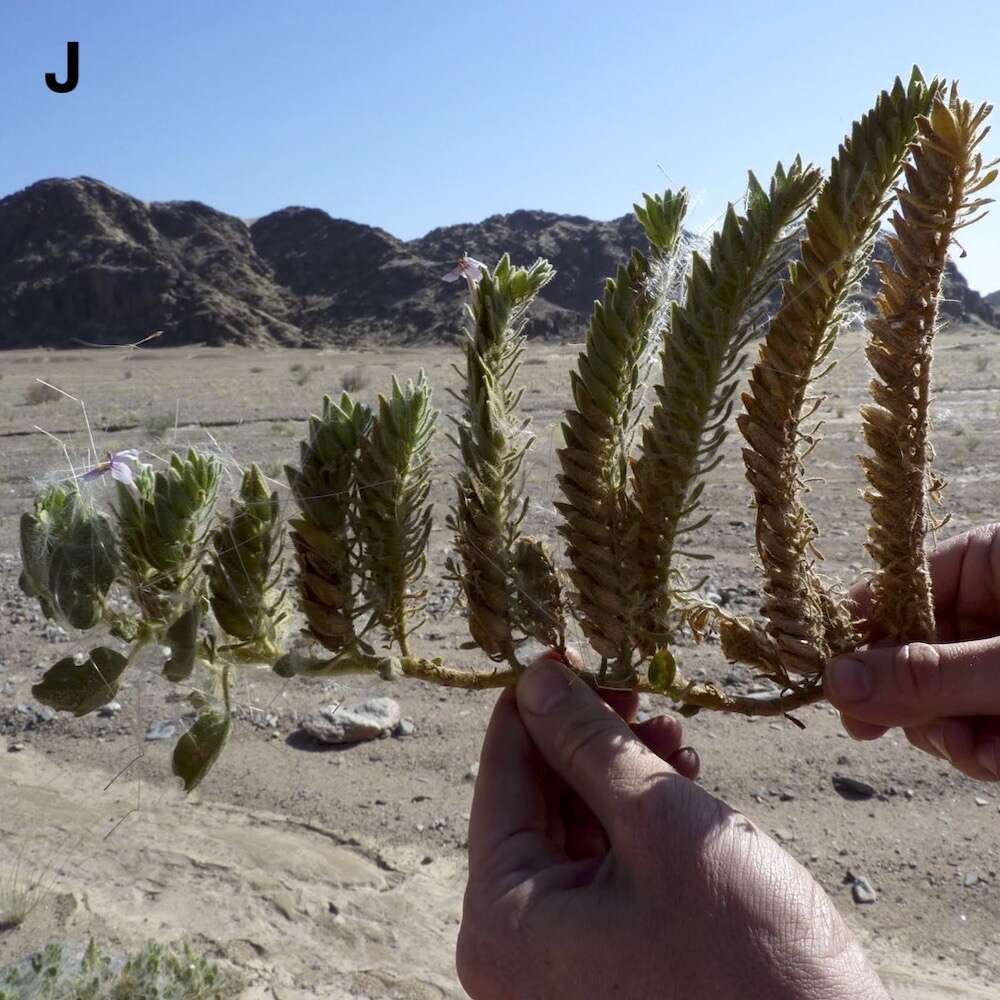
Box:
left=278, top=649, right=825, bottom=717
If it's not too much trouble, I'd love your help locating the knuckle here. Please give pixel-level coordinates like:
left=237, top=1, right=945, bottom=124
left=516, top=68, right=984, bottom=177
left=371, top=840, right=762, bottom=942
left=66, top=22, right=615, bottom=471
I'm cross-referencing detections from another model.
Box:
left=892, top=642, right=942, bottom=706
left=555, top=713, right=623, bottom=775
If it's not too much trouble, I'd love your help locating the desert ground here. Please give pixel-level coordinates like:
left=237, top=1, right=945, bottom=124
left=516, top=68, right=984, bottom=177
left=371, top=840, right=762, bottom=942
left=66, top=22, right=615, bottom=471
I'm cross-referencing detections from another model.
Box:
left=1, top=323, right=999, bottom=998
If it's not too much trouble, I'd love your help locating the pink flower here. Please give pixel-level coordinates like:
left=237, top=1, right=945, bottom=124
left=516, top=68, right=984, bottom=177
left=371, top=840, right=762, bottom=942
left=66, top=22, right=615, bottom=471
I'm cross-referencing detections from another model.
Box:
left=442, top=255, right=486, bottom=285
left=80, top=449, right=141, bottom=489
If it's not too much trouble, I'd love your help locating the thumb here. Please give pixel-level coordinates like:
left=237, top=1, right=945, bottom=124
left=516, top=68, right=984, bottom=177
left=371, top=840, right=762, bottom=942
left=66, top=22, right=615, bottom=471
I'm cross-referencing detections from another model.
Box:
left=826, top=637, right=1000, bottom=728
left=516, top=656, right=669, bottom=844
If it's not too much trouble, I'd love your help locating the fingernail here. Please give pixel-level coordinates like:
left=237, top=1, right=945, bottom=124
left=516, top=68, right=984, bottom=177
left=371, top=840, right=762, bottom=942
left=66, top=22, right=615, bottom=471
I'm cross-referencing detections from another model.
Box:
left=672, top=747, right=700, bottom=777
left=975, top=740, right=1000, bottom=778
left=926, top=725, right=951, bottom=762
left=826, top=656, right=872, bottom=704
left=519, top=660, right=571, bottom=715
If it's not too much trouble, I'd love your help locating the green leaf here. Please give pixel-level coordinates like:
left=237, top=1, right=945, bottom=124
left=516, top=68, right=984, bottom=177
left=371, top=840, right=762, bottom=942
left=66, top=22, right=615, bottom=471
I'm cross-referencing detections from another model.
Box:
left=647, top=647, right=677, bottom=692
left=32, top=647, right=129, bottom=716
left=163, top=602, right=201, bottom=682
left=172, top=710, right=231, bottom=792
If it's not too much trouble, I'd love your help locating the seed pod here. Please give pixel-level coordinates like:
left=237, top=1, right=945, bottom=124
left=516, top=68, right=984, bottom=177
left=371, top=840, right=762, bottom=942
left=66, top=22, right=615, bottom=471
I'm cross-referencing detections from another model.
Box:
left=356, top=376, right=436, bottom=651
left=862, top=86, right=995, bottom=643
left=116, top=449, right=221, bottom=619
left=287, top=393, right=372, bottom=653
left=449, top=255, right=554, bottom=665
left=207, top=464, right=288, bottom=660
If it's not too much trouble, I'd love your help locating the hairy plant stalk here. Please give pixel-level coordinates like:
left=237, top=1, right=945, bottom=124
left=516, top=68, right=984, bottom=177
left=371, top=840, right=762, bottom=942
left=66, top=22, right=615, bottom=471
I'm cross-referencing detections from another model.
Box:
left=862, top=87, right=996, bottom=642
left=286, top=394, right=372, bottom=653
left=738, top=69, right=937, bottom=675
left=356, top=375, right=437, bottom=654
left=557, top=192, right=688, bottom=679
left=206, top=463, right=289, bottom=661
left=447, top=255, right=556, bottom=666
left=632, top=160, right=823, bottom=657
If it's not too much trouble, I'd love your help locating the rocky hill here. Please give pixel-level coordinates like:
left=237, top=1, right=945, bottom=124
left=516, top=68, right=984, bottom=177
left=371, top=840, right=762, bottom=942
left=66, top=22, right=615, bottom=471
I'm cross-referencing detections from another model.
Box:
left=0, top=176, right=996, bottom=349
left=986, top=290, right=1000, bottom=310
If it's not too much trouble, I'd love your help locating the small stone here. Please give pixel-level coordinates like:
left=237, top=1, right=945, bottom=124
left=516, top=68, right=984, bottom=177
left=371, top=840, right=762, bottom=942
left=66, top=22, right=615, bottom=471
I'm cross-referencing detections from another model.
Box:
left=145, top=720, right=177, bottom=741
left=7, top=742, right=26, bottom=752
left=250, top=711, right=279, bottom=730
left=779, top=790, right=796, bottom=802
left=16, top=702, right=56, bottom=724
left=773, top=828, right=796, bottom=843
left=963, top=872, right=980, bottom=887
left=974, top=796, right=989, bottom=807
left=851, top=876, right=877, bottom=904
left=44, top=624, right=70, bottom=643
left=394, top=719, right=416, bottom=738
left=904, top=788, right=914, bottom=800
left=97, top=700, right=122, bottom=718
left=832, top=775, right=877, bottom=801
left=1, top=680, right=16, bottom=697
left=301, top=697, right=402, bottom=745
left=464, top=763, right=480, bottom=783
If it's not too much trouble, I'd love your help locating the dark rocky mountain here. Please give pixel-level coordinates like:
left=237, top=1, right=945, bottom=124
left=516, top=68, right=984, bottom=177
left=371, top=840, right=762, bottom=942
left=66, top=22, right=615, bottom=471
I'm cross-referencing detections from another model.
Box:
left=0, top=176, right=996, bottom=349
left=986, top=290, right=1000, bottom=310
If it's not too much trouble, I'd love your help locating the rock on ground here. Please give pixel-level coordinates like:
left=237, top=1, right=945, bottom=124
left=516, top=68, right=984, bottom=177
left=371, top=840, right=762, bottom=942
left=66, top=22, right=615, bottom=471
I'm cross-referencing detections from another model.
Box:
left=302, top=697, right=401, bottom=745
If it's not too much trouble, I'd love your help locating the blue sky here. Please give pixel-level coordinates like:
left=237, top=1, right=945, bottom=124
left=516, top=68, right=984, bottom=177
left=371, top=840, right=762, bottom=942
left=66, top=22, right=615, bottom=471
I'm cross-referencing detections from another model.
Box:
left=3, top=0, right=999, bottom=292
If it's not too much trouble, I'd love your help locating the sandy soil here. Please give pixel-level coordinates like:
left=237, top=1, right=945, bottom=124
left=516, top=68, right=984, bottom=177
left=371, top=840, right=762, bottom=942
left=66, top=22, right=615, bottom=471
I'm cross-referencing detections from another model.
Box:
left=1, top=326, right=999, bottom=998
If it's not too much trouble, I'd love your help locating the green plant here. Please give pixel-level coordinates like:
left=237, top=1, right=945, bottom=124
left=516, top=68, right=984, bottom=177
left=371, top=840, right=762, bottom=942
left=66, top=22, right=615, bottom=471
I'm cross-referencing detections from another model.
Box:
left=0, top=844, right=56, bottom=931
left=0, top=937, right=230, bottom=999
left=14, top=70, right=995, bottom=792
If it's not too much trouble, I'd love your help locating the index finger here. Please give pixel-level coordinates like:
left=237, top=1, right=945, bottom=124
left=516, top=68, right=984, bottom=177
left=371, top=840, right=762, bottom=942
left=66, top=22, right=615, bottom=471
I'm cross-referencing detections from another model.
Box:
left=466, top=689, right=561, bottom=884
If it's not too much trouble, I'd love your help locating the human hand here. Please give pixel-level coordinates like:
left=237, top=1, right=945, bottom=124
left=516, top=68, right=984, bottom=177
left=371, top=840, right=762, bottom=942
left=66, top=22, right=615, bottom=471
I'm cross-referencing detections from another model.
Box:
left=826, top=523, right=1000, bottom=780
left=457, top=653, right=886, bottom=1000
